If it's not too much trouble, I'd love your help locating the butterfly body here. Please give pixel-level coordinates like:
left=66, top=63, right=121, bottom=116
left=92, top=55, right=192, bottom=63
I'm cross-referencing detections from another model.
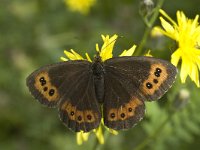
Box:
left=91, top=55, right=105, bottom=103
left=26, top=55, right=177, bottom=132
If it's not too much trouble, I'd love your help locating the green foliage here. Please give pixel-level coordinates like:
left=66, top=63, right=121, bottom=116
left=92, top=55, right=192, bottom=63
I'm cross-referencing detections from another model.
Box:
left=141, top=82, right=200, bottom=150
left=0, top=0, right=200, bottom=150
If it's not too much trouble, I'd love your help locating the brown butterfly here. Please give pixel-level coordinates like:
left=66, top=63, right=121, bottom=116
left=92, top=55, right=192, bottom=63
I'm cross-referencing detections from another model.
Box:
left=26, top=53, right=177, bottom=132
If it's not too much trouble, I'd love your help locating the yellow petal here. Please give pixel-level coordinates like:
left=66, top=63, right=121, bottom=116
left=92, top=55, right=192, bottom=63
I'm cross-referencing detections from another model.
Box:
left=196, top=56, right=200, bottom=71
left=60, top=57, right=68, bottom=61
left=171, top=49, right=181, bottom=66
left=159, top=9, right=177, bottom=26
left=151, top=26, right=164, bottom=37
left=180, top=57, right=189, bottom=83
left=71, top=49, right=84, bottom=60
left=76, top=132, right=83, bottom=145
left=76, top=131, right=90, bottom=145
left=101, top=34, right=106, bottom=41
left=191, top=15, right=199, bottom=31
left=103, top=123, right=118, bottom=135
left=144, top=50, right=153, bottom=57
left=177, top=11, right=187, bottom=26
left=82, top=132, right=90, bottom=141
left=100, top=34, right=118, bottom=61
left=119, top=45, right=136, bottom=56
left=63, top=49, right=84, bottom=60
left=107, top=129, right=118, bottom=135
left=94, top=126, right=104, bottom=144
left=160, top=17, right=176, bottom=40
left=189, top=62, right=200, bottom=87
left=64, top=50, right=77, bottom=60
left=96, top=43, right=100, bottom=52
left=85, top=53, right=92, bottom=62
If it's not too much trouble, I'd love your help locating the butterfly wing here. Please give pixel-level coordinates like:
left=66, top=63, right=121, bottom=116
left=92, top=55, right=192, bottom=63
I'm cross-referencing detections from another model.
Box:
left=103, top=56, right=177, bottom=130
left=103, top=73, right=145, bottom=130
left=26, top=60, right=101, bottom=132
left=26, top=60, right=89, bottom=107
left=59, top=70, right=102, bottom=132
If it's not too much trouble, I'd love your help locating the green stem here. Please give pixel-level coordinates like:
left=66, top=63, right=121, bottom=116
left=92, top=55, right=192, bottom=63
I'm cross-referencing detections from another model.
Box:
left=92, top=138, right=101, bottom=150
left=135, top=0, right=165, bottom=56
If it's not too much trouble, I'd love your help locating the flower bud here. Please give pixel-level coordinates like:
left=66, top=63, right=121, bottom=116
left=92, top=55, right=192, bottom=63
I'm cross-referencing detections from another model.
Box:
left=139, top=0, right=155, bottom=17
left=173, top=89, right=190, bottom=110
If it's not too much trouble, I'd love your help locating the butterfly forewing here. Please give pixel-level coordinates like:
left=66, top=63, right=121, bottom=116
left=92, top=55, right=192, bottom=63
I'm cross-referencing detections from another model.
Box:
left=104, top=56, right=177, bottom=101
left=26, top=61, right=90, bottom=107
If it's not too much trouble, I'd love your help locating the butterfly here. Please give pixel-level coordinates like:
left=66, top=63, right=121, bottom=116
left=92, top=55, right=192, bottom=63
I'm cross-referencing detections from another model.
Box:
left=26, top=52, right=177, bottom=132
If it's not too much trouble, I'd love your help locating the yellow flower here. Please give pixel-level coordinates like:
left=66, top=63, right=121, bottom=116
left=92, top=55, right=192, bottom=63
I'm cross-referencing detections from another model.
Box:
left=155, top=9, right=200, bottom=87
left=76, top=126, right=104, bottom=145
left=61, top=34, right=137, bottom=62
left=64, top=0, right=96, bottom=15
left=76, top=121, right=118, bottom=145
left=61, top=34, right=136, bottom=145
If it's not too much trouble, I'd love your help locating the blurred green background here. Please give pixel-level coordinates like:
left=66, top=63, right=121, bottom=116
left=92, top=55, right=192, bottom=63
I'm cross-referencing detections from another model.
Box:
left=0, top=0, right=200, bottom=150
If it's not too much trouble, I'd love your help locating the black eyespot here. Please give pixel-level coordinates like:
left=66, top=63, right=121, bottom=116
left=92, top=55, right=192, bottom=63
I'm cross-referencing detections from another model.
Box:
left=39, top=77, right=46, bottom=86
left=43, top=87, right=48, bottom=91
left=39, top=77, right=45, bottom=82
left=154, top=72, right=160, bottom=77
left=87, top=115, right=92, bottom=120
left=121, top=113, right=125, bottom=118
left=78, top=116, right=82, bottom=121
left=70, top=111, right=74, bottom=116
left=146, top=82, right=153, bottom=89
left=49, top=89, right=55, bottom=96
left=128, top=108, right=132, bottom=112
left=156, top=68, right=162, bottom=73
left=110, top=113, right=115, bottom=118
left=153, top=79, right=158, bottom=84
left=41, top=80, right=46, bottom=86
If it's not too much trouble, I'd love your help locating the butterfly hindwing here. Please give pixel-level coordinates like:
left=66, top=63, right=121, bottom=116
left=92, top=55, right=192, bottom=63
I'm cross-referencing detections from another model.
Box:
left=103, top=70, right=145, bottom=130
left=103, top=56, right=177, bottom=130
left=59, top=71, right=102, bottom=132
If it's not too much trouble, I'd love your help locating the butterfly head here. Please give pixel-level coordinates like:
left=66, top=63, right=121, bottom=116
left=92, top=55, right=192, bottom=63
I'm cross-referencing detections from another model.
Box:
left=92, top=53, right=104, bottom=76
left=94, top=51, right=102, bottom=63
left=93, top=51, right=104, bottom=70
